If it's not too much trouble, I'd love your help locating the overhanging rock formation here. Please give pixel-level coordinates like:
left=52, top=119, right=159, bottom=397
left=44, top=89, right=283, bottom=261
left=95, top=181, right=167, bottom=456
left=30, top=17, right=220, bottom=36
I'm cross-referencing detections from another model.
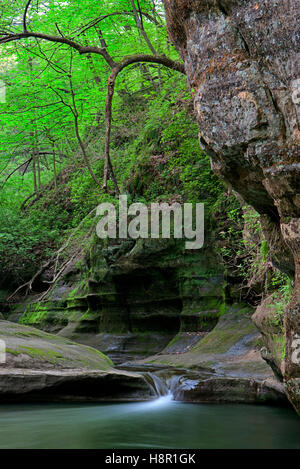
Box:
left=163, top=0, right=300, bottom=413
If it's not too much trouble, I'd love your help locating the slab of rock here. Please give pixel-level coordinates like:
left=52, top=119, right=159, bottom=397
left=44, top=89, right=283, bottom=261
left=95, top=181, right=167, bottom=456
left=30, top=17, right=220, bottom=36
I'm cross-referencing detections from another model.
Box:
left=0, top=321, right=150, bottom=401
left=176, top=376, right=285, bottom=404
left=135, top=307, right=287, bottom=404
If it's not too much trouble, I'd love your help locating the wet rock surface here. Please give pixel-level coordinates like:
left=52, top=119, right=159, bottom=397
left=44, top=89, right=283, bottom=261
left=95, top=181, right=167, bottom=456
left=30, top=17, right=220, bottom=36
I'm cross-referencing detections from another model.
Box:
left=163, top=0, right=300, bottom=413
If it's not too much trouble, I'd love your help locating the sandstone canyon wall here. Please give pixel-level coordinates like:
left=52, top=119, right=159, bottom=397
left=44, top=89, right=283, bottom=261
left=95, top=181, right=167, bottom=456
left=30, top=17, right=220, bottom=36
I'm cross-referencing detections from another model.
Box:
left=163, top=0, right=300, bottom=413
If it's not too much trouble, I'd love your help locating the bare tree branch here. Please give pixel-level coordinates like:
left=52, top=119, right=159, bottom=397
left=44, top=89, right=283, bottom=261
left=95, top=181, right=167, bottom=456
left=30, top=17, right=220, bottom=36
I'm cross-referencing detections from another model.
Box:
left=130, top=0, right=157, bottom=55
left=103, top=54, right=185, bottom=188
left=1, top=157, right=32, bottom=188
left=74, top=10, right=162, bottom=38
left=23, top=0, right=33, bottom=32
left=95, top=29, right=116, bottom=68
left=0, top=31, right=112, bottom=66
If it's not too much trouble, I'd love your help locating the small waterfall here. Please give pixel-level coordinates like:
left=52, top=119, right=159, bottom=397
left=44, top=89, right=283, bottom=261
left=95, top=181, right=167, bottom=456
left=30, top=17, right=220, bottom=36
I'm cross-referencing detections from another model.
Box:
left=143, top=371, right=189, bottom=400
left=145, top=372, right=170, bottom=397
left=117, top=364, right=202, bottom=402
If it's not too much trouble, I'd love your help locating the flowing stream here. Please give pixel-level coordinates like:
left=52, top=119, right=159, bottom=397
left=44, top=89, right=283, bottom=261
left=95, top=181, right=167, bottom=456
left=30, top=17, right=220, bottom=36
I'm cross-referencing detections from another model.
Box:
left=0, top=400, right=299, bottom=449
left=0, top=367, right=300, bottom=448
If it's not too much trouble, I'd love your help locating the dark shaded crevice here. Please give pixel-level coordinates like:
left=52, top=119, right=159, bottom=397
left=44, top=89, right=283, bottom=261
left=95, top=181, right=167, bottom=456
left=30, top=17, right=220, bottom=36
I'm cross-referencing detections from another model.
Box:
left=217, top=1, right=229, bottom=17
left=222, top=163, right=280, bottom=223
left=112, top=268, right=182, bottom=337
left=123, top=300, right=133, bottom=333
left=252, top=123, right=268, bottom=132
left=237, top=30, right=251, bottom=55
left=265, top=87, right=287, bottom=141
left=0, top=375, right=150, bottom=402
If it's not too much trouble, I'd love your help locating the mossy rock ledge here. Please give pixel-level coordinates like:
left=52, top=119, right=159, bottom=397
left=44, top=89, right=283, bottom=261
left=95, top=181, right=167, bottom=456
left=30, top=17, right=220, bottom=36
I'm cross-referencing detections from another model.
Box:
left=0, top=321, right=150, bottom=402
left=13, top=234, right=226, bottom=364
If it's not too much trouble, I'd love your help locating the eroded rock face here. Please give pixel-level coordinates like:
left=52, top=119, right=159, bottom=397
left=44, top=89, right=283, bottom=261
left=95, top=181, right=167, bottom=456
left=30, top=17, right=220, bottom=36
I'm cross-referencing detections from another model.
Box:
left=163, top=0, right=300, bottom=412
left=16, top=237, right=225, bottom=364
left=252, top=296, right=285, bottom=381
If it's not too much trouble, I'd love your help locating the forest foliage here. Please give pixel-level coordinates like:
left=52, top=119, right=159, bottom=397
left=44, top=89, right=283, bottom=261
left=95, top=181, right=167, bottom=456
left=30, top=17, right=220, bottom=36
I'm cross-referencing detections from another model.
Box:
left=0, top=0, right=222, bottom=290
left=0, top=0, right=289, bottom=306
